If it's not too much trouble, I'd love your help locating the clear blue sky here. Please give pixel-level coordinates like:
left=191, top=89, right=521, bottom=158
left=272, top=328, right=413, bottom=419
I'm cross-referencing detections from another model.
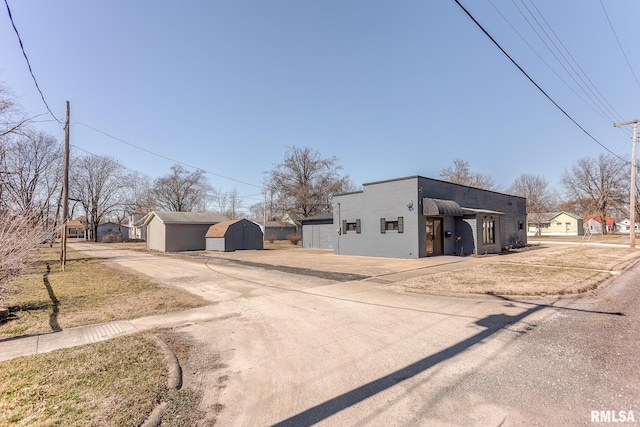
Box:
left=2, top=1, right=639, bottom=211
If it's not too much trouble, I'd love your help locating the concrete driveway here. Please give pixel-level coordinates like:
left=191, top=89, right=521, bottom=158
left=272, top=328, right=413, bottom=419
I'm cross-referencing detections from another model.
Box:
left=69, top=243, right=639, bottom=426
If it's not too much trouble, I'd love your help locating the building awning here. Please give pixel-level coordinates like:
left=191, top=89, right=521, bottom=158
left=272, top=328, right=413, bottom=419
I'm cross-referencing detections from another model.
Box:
left=460, top=207, right=505, bottom=216
left=423, top=198, right=463, bottom=216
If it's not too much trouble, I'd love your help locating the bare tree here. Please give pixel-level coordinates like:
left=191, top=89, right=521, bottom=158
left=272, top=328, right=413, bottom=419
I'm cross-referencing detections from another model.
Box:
left=225, top=188, right=242, bottom=219
left=211, top=187, right=229, bottom=215
left=265, top=146, right=351, bottom=218
left=0, top=83, right=52, bottom=303
left=1, top=131, right=62, bottom=224
left=561, top=154, right=629, bottom=234
left=0, top=211, right=50, bottom=304
left=71, top=154, right=127, bottom=241
left=248, top=201, right=265, bottom=222
left=152, top=164, right=211, bottom=212
left=121, top=172, right=155, bottom=216
left=439, top=158, right=496, bottom=190
left=508, top=173, right=557, bottom=235
left=0, top=83, right=31, bottom=138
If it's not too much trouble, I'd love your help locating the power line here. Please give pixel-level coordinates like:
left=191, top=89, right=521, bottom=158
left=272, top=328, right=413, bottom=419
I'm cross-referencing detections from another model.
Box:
left=3, top=0, right=61, bottom=124
left=511, top=0, right=624, bottom=125
left=453, top=0, right=628, bottom=164
left=487, top=0, right=630, bottom=137
left=70, top=144, right=153, bottom=178
left=75, top=121, right=262, bottom=189
left=525, top=0, right=626, bottom=124
left=599, top=0, right=640, bottom=92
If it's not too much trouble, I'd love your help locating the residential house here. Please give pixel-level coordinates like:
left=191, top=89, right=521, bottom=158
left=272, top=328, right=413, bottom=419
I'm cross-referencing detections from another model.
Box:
left=333, top=176, right=526, bottom=259
left=143, top=211, right=229, bottom=252
left=65, top=216, right=86, bottom=238
left=259, top=213, right=301, bottom=241
left=205, top=219, right=263, bottom=252
left=616, top=219, right=639, bottom=233
left=128, top=212, right=150, bottom=240
left=97, top=222, right=129, bottom=242
left=527, top=212, right=583, bottom=236
left=584, top=216, right=616, bottom=234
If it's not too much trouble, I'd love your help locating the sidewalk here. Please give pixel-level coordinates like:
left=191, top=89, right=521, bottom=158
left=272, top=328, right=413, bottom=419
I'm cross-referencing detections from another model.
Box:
left=0, top=305, right=223, bottom=362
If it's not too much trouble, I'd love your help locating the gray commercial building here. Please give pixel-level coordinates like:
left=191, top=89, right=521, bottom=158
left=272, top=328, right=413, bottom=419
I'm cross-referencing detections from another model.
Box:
left=333, top=176, right=526, bottom=259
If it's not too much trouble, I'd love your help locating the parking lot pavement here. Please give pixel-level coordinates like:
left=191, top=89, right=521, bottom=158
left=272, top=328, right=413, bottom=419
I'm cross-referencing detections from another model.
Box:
left=195, top=247, right=481, bottom=278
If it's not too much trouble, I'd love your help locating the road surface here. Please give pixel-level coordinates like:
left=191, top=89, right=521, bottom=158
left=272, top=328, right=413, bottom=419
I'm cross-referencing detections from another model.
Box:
left=70, top=243, right=640, bottom=426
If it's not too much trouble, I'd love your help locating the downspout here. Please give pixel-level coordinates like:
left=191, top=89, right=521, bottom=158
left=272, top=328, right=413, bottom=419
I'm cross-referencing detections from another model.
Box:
left=337, top=202, right=341, bottom=254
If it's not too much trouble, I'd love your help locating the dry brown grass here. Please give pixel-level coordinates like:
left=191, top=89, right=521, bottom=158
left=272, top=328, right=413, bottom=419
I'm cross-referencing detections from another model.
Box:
left=0, top=246, right=207, bottom=340
left=0, top=334, right=166, bottom=426
left=396, top=246, right=640, bottom=296
left=0, top=245, right=211, bottom=426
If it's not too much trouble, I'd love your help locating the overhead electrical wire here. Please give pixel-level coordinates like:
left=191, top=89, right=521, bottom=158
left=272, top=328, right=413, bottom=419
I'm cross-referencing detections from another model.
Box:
left=3, top=0, right=61, bottom=124
left=599, top=0, right=640, bottom=92
left=487, top=0, right=630, bottom=137
left=524, top=0, right=626, bottom=124
left=452, top=0, right=628, bottom=164
left=70, top=144, right=153, bottom=178
left=511, top=0, right=624, bottom=125
left=75, top=121, right=262, bottom=189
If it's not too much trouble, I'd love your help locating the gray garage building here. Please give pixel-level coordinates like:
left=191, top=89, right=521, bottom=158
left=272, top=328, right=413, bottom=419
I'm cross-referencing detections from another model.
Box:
left=301, top=214, right=334, bottom=249
left=206, top=219, right=264, bottom=252
left=144, top=211, right=228, bottom=252
left=333, top=176, right=526, bottom=259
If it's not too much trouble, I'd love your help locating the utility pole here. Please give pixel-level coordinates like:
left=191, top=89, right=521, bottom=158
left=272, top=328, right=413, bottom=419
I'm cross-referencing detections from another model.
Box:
left=614, top=119, right=639, bottom=249
left=60, top=101, right=70, bottom=269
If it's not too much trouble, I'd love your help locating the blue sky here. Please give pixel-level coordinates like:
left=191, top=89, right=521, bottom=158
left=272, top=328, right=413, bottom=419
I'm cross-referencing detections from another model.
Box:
left=1, top=1, right=639, bottom=210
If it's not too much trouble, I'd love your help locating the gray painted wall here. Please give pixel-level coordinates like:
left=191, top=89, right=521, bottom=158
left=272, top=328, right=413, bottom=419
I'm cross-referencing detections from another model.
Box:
left=146, top=216, right=166, bottom=251
left=334, top=178, right=420, bottom=258
left=416, top=176, right=527, bottom=250
left=165, top=224, right=211, bottom=251
left=302, top=224, right=335, bottom=249
left=206, top=237, right=226, bottom=251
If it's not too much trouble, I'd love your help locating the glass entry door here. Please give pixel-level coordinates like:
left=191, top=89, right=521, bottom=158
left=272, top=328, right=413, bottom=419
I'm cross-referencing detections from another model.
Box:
left=426, top=218, right=443, bottom=256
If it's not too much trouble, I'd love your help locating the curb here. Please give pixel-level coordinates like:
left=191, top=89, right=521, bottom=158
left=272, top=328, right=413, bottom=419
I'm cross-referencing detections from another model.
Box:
left=141, top=334, right=183, bottom=427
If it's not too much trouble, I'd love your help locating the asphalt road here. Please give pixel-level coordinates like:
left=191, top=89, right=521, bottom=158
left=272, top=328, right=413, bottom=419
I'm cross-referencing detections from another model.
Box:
left=70, top=243, right=640, bottom=426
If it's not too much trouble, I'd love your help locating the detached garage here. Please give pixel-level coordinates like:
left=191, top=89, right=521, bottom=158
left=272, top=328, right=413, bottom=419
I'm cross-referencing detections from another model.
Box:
left=206, top=219, right=263, bottom=252
left=144, top=211, right=228, bottom=252
left=301, top=214, right=334, bottom=249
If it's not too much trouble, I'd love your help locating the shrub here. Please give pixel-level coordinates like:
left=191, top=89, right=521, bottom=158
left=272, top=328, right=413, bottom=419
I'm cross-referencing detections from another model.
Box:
left=286, top=234, right=301, bottom=245
left=267, top=234, right=276, bottom=244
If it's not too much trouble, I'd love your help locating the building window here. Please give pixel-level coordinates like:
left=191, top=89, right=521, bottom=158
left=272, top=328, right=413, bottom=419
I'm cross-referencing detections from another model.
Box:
left=343, top=219, right=361, bottom=234
left=519, top=221, right=524, bottom=230
left=556, top=221, right=562, bottom=226
left=540, top=222, right=550, bottom=229
left=380, top=217, right=404, bottom=233
left=483, top=219, right=495, bottom=244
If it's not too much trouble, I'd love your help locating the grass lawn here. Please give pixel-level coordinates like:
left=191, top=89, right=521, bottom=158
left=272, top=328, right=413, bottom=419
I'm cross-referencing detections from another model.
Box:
left=0, top=246, right=207, bottom=340
left=0, top=332, right=203, bottom=426
left=396, top=245, right=640, bottom=296
left=0, top=244, right=210, bottom=426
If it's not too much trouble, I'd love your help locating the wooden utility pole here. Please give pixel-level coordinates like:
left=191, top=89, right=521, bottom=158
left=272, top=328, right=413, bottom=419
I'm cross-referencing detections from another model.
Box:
left=60, top=101, right=70, bottom=269
left=614, top=119, right=639, bottom=249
